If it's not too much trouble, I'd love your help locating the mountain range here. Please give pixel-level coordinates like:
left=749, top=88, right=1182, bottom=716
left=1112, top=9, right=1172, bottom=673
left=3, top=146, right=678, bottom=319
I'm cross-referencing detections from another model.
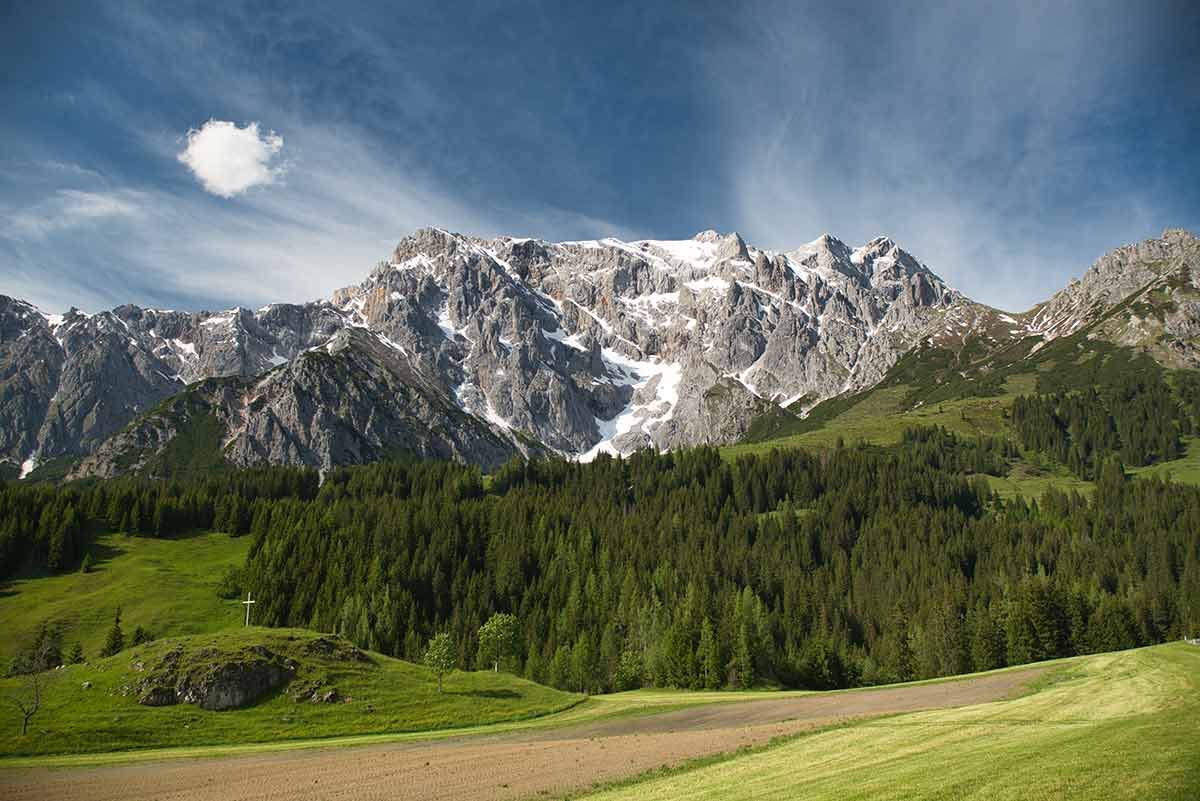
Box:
left=2, top=226, right=1197, bottom=479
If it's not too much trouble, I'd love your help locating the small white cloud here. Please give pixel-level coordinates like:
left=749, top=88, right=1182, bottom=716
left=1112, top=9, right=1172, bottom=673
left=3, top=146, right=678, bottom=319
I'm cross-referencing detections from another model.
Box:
left=177, top=120, right=286, bottom=198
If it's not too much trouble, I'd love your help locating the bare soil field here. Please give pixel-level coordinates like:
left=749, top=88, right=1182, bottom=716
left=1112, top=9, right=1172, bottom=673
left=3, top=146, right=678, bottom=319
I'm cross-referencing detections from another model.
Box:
left=0, top=667, right=1046, bottom=801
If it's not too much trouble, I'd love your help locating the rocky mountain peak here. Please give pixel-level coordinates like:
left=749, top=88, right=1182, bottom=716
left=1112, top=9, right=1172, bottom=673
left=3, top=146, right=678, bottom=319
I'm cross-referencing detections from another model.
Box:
left=30, top=226, right=1195, bottom=479
left=689, top=230, right=749, bottom=262
left=1026, top=227, right=1200, bottom=343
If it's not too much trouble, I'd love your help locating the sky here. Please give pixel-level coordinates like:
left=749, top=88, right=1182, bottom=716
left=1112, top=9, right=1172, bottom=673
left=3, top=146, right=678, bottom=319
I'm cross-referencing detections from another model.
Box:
left=1, top=0, right=1198, bottom=314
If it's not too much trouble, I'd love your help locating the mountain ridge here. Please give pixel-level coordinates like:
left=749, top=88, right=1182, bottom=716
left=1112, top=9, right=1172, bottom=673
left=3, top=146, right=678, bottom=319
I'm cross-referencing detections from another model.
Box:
left=2, top=226, right=1196, bottom=478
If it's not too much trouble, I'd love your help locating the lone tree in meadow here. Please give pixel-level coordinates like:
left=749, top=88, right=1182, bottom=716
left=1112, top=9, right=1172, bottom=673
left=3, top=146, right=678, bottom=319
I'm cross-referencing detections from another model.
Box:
left=477, top=612, right=520, bottom=673
left=7, top=633, right=56, bottom=735
left=424, top=632, right=455, bottom=693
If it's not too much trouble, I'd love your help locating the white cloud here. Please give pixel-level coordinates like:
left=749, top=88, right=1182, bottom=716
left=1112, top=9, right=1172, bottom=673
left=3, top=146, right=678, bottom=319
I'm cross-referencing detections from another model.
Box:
left=177, top=120, right=286, bottom=198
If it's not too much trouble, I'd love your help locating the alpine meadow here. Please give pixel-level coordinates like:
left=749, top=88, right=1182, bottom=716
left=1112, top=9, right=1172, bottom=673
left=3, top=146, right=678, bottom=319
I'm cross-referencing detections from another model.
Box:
left=2, top=2, right=1198, bottom=800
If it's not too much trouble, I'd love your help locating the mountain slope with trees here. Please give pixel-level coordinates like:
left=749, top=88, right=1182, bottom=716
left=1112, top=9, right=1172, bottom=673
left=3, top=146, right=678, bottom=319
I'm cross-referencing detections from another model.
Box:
left=4, top=434, right=1196, bottom=694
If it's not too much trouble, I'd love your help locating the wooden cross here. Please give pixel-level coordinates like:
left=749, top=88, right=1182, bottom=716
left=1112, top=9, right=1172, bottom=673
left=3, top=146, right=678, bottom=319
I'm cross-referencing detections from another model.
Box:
left=242, top=591, right=256, bottom=627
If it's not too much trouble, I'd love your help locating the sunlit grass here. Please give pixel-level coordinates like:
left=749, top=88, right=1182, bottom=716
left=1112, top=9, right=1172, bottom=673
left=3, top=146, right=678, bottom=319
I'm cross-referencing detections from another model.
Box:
left=580, top=643, right=1200, bottom=801
left=0, top=530, right=250, bottom=669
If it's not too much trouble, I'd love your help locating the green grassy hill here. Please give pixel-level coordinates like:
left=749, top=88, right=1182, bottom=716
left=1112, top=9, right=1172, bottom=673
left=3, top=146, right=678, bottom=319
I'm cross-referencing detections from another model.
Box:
left=580, top=642, right=1200, bottom=801
left=0, top=627, right=579, bottom=758
left=728, top=322, right=1200, bottom=498
left=0, top=530, right=249, bottom=671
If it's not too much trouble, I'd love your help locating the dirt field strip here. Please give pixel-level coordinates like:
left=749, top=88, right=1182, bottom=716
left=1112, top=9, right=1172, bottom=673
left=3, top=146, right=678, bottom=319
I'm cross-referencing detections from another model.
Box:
left=0, top=668, right=1046, bottom=801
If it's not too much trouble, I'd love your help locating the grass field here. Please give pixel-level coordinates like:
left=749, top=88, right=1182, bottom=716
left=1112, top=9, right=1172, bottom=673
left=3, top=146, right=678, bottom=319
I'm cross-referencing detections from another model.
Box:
left=0, top=530, right=250, bottom=670
left=724, top=380, right=1025, bottom=458
left=578, top=642, right=1200, bottom=801
left=0, top=627, right=579, bottom=758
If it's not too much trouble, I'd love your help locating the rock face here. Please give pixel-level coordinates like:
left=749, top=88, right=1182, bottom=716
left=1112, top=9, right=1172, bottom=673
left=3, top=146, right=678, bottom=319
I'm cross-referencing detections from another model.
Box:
left=2, top=227, right=1197, bottom=475
left=1023, top=228, right=1200, bottom=366
left=136, top=645, right=294, bottom=711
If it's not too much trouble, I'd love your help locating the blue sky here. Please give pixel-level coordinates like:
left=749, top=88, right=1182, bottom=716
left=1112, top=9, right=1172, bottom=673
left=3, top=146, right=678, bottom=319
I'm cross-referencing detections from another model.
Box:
left=1, top=1, right=1197, bottom=313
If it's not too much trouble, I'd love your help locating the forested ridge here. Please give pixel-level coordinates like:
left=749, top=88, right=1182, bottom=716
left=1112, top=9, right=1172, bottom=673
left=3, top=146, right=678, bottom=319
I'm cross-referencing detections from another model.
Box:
left=2, top=428, right=1196, bottom=692
left=1011, top=369, right=1193, bottom=480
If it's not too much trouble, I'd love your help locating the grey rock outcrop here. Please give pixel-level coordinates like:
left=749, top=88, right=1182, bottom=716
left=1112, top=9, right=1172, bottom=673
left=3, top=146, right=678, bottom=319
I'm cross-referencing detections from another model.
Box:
left=136, top=645, right=293, bottom=711
left=1022, top=228, right=1200, bottom=366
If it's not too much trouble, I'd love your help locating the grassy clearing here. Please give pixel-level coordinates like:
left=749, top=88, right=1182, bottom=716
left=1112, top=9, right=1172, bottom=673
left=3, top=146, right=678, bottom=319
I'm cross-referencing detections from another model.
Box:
left=728, top=370, right=1200, bottom=499
left=984, top=461, right=1095, bottom=499
left=1130, top=436, right=1200, bottom=484
left=725, top=380, right=1021, bottom=459
left=0, top=627, right=578, bottom=759
left=579, top=643, right=1200, bottom=801
left=0, top=530, right=250, bottom=670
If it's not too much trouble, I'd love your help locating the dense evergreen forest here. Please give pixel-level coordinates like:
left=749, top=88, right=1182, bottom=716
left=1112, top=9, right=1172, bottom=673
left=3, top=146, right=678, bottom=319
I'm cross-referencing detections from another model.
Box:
left=1011, top=370, right=1192, bottom=479
left=2, top=428, right=1197, bottom=692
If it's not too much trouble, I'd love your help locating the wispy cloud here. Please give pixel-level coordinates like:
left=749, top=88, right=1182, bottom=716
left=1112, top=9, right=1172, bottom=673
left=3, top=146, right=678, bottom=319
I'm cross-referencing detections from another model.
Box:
left=0, top=3, right=638, bottom=314
left=0, top=126, right=499, bottom=312
left=1, top=1, right=1194, bottom=316
left=704, top=0, right=1195, bottom=311
left=2, top=188, right=149, bottom=241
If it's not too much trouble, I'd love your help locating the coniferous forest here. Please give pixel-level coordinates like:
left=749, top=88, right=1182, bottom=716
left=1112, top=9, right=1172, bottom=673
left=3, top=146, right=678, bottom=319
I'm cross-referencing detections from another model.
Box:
left=2, top=427, right=1197, bottom=693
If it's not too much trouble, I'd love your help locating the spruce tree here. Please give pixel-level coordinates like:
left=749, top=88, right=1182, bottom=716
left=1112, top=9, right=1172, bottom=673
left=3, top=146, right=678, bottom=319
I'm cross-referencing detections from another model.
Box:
left=698, top=617, right=721, bottom=690
left=100, top=608, right=125, bottom=657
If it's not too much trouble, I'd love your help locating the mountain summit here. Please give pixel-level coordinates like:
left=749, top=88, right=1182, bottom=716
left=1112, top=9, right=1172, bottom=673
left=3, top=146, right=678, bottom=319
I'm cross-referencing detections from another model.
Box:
left=2, top=228, right=1196, bottom=478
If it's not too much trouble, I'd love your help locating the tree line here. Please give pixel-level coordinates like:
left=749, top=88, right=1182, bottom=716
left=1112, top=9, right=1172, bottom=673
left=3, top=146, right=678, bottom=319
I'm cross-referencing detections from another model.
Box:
left=3, top=428, right=1197, bottom=694
left=0, top=467, right=318, bottom=577
left=237, top=432, right=1196, bottom=692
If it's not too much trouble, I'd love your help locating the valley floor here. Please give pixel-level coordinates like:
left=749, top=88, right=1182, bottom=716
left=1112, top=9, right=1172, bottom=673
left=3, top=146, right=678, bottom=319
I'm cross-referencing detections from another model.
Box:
left=0, top=664, right=1048, bottom=801
left=4, top=643, right=1195, bottom=801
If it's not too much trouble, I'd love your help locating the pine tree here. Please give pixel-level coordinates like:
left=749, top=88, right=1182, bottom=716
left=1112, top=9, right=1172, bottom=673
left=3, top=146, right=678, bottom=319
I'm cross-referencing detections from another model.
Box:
left=549, top=644, right=572, bottom=690
left=132, top=625, right=152, bottom=646
left=968, top=603, right=1005, bottom=671
left=68, top=641, right=84, bottom=664
left=100, top=608, right=125, bottom=657
left=571, top=636, right=595, bottom=694
left=698, top=617, right=721, bottom=690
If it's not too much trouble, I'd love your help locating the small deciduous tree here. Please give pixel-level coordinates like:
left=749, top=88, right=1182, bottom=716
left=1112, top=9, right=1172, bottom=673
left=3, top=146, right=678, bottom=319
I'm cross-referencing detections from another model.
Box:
left=14, top=623, right=62, bottom=675
left=477, top=612, right=519, bottom=673
left=424, top=632, right=455, bottom=693
left=7, top=634, right=55, bottom=735
left=613, top=647, right=643, bottom=691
